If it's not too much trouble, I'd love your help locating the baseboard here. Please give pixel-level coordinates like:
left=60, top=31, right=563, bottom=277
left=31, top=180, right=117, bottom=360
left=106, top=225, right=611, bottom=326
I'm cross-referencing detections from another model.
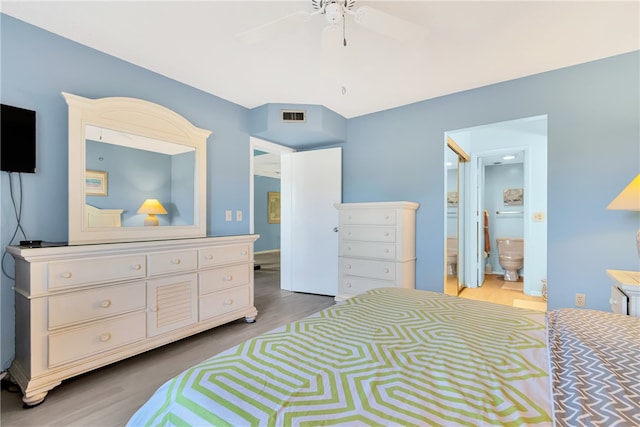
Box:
left=255, top=249, right=280, bottom=255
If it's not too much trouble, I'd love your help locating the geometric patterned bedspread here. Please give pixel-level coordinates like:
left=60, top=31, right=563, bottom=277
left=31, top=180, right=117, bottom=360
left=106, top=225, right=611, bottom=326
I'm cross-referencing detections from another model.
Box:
left=128, top=288, right=551, bottom=426
left=547, top=308, right=640, bottom=427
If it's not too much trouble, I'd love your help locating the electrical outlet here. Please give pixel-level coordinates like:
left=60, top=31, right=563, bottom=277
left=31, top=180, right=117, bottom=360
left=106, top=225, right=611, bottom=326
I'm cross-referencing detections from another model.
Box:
left=225, top=210, right=232, bottom=222
left=236, top=210, right=242, bottom=221
left=575, top=293, right=586, bottom=307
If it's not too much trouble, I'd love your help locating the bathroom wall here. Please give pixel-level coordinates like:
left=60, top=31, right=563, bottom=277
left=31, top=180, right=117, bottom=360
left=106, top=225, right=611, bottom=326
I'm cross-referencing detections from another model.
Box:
left=485, top=163, right=525, bottom=275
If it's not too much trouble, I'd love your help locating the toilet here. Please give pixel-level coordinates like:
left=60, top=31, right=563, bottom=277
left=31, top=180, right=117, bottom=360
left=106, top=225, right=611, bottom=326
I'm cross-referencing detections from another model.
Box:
left=446, top=237, right=458, bottom=276
left=496, top=237, right=524, bottom=281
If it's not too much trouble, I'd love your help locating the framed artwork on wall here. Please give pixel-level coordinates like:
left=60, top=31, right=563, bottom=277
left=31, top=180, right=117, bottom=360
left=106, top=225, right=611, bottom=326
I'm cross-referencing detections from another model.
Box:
left=86, top=169, right=108, bottom=196
left=268, top=191, right=280, bottom=224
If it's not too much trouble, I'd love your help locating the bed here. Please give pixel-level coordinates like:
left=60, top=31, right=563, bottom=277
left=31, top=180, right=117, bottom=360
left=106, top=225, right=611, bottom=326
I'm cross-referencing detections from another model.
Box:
left=127, top=288, right=639, bottom=426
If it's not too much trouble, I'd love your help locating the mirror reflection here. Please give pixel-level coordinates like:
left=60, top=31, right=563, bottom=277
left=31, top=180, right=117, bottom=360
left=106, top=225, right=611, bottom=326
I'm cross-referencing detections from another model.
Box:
left=85, top=125, right=195, bottom=228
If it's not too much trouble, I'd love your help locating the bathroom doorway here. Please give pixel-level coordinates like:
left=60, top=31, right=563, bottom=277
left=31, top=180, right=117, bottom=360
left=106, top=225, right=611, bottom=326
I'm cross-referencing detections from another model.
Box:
left=444, top=115, right=547, bottom=297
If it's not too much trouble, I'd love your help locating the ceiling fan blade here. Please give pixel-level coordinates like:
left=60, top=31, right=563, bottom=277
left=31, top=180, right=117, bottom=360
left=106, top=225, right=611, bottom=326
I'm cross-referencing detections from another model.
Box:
left=353, top=6, right=429, bottom=44
left=236, top=11, right=314, bottom=45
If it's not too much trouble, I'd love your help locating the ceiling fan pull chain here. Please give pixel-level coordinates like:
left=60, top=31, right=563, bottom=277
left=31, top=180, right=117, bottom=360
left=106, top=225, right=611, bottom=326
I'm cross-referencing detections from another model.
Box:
left=343, top=14, right=347, bottom=46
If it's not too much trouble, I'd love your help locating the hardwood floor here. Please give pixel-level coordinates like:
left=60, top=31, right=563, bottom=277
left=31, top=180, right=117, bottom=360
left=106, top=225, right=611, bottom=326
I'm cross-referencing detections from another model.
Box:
left=457, top=273, right=547, bottom=311
left=0, top=251, right=334, bottom=427
left=1, top=251, right=545, bottom=426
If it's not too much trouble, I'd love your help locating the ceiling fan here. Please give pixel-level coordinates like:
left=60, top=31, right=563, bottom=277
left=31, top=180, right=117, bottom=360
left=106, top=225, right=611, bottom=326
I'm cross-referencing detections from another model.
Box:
left=237, top=0, right=429, bottom=47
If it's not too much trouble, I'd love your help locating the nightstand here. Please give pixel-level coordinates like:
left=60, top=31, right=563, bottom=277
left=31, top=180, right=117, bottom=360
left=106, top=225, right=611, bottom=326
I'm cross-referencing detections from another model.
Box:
left=607, top=269, right=640, bottom=317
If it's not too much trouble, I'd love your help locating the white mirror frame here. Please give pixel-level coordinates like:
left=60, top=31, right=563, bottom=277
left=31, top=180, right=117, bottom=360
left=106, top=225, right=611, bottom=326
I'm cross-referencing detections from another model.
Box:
left=63, top=92, right=211, bottom=245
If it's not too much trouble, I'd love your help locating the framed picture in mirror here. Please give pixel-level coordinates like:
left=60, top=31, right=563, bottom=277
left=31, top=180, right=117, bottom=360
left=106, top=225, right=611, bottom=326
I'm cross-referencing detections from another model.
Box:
left=85, top=169, right=108, bottom=196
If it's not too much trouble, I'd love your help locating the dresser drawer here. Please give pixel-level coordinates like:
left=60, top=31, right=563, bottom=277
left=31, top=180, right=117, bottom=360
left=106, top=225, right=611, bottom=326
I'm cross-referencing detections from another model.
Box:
left=340, top=242, right=396, bottom=260
left=199, top=264, right=250, bottom=295
left=148, top=250, right=198, bottom=276
left=199, top=244, right=250, bottom=268
left=48, top=256, right=146, bottom=290
left=340, top=258, right=396, bottom=281
left=199, top=286, right=251, bottom=321
left=48, top=311, right=146, bottom=367
left=340, top=276, right=395, bottom=295
left=341, top=226, right=396, bottom=243
left=48, top=282, right=146, bottom=329
left=341, top=209, right=396, bottom=226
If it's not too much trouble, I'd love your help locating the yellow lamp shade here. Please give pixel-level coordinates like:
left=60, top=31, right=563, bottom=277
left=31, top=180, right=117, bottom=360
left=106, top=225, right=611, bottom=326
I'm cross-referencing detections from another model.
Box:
left=607, top=174, right=640, bottom=211
left=137, top=199, right=167, bottom=226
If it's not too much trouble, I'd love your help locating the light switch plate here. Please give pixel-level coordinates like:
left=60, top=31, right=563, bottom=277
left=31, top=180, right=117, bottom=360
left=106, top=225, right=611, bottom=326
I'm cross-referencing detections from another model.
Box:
left=225, top=210, right=232, bottom=221
left=236, top=210, right=242, bottom=221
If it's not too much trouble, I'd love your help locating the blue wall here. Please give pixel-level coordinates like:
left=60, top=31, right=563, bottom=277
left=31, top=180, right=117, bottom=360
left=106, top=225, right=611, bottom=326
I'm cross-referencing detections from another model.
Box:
left=254, top=176, right=281, bottom=252
left=1, top=14, right=639, bottom=370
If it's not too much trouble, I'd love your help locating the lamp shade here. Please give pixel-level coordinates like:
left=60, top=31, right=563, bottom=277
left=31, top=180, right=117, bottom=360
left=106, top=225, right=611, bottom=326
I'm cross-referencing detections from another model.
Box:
left=137, top=199, right=167, bottom=226
left=607, top=174, right=640, bottom=211
left=137, top=199, right=167, bottom=215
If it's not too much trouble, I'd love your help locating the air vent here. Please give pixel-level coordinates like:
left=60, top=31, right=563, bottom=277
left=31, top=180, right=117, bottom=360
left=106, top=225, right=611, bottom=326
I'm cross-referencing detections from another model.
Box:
left=281, top=110, right=306, bottom=123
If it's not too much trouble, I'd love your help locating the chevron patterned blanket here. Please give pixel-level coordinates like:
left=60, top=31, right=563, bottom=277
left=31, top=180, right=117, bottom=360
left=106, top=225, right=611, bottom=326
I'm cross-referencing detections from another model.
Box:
left=548, top=308, right=640, bottom=426
left=129, top=288, right=555, bottom=426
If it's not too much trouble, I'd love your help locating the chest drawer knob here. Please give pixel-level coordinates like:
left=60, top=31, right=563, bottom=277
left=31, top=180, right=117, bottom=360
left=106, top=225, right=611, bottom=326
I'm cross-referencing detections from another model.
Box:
left=240, top=250, right=247, bottom=256
left=384, top=268, right=390, bottom=274
left=224, top=299, right=234, bottom=306
left=384, top=232, right=390, bottom=237
left=133, top=264, right=142, bottom=270
left=62, top=272, right=73, bottom=279
left=172, top=258, right=181, bottom=265
left=100, top=299, right=112, bottom=308
left=205, top=254, right=214, bottom=260
left=223, top=275, right=233, bottom=282
left=150, top=306, right=158, bottom=313
left=346, top=282, right=352, bottom=288
left=346, top=264, right=352, bottom=270
left=99, top=333, right=112, bottom=342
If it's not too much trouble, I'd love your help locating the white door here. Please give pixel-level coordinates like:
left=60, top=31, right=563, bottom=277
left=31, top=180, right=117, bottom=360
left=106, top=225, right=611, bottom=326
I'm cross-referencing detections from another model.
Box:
left=281, top=147, right=342, bottom=295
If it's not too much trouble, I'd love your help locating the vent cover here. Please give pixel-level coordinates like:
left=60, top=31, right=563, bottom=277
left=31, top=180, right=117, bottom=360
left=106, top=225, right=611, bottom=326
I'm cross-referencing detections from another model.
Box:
left=281, top=110, right=306, bottom=123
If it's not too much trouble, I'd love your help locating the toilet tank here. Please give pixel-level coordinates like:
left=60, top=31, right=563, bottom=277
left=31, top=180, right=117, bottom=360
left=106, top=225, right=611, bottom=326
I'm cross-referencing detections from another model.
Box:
left=496, top=237, right=523, bottom=254
left=447, top=237, right=457, bottom=254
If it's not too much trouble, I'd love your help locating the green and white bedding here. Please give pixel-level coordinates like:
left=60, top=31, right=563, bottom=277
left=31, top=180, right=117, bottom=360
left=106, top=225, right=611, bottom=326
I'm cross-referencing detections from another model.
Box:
left=128, top=288, right=553, bottom=426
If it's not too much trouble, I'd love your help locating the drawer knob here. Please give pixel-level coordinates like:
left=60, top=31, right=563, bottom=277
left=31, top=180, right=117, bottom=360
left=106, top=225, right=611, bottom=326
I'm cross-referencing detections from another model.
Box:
left=150, top=306, right=158, bottom=312
left=384, top=268, right=390, bottom=273
left=100, top=299, right=112, bottom=308
left=205, top=254, right=214, bottom=260
left=240, top=250, right=247, bottom=256
left=224, top=275, right=233, bottom=282
left=384, top=232, right=390, bottom=237
left=385, top=249, right=390, bottom=253
left=346, top=264, right=352, bottom=270
left=347, top=246, right=352, bottom=251
left=99, top=333, right=112, bottom=342
left=224, top=299, right=234, bottom=306
left=385, top=215, right=390, bottom=219
left=172, top=258, right=181, bottom=265
left=346, top=282, right=352, bottom=288
left=62, top=272, right=72, bottom=279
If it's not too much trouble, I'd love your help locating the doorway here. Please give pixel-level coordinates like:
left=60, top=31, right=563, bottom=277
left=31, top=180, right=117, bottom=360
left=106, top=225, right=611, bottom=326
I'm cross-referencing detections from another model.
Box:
left=444, top=115, right=548, bottom=297
left=249, top=137, right=342, bottom=296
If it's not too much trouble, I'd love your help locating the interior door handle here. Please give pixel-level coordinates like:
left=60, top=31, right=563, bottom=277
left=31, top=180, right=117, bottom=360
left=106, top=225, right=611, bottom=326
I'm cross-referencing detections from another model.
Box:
left=333, top=227, right=339, bottom=232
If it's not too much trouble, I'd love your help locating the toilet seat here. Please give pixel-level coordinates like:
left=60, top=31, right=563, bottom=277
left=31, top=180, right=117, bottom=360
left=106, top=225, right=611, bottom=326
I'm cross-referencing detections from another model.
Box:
left=499, top=255, right=523, bottom=262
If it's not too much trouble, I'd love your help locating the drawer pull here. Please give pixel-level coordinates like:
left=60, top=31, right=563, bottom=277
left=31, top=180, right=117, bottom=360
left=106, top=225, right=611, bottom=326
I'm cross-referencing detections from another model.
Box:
left=384, top=268, right=390, bottom=274
left=384, top=215, right=390, bottom=219
left=346, top=264, right=352, bottom=270
left=223, top=275, right=233, bottom=282
left=205, top=254, right=214, bottom=260
left=62, top=272, right=73, bottom=279
left=240, top=250, right=247, bottom=256
left=347, top=246, right=352, bottom=251
left=133, top=264, right=142, bottom=270
left=224, top=299, right=234, bottom=306
left=346, top=282, right=352, bottom=288
left=385, top=249, right=390, bottom=253
left=150, top=306, right=158, bottom=312
left=100, top=299, right=112, bottom=308
left=99, top=333, right=112, bottom=342
left=384, top=232, right=390, bottom=237
left=172, top=258, right=181, bottom=265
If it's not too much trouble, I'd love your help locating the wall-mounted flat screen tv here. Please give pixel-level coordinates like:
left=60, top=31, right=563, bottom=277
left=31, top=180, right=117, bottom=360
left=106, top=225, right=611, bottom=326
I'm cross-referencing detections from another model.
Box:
left=1, top=103, right=36, bottom=173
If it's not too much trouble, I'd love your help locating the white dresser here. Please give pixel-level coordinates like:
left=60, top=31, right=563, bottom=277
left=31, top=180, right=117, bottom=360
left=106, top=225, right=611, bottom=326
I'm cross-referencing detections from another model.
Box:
left=7, top=235, right=258, bottom=406
left=608, top=269, right=640, bottom=317
left=334, top=202, right=419, bottom=301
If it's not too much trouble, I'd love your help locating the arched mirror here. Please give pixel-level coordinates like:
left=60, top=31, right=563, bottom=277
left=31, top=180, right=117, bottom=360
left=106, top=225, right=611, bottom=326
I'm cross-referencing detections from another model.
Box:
left=64, top=92, right=211, bottom=245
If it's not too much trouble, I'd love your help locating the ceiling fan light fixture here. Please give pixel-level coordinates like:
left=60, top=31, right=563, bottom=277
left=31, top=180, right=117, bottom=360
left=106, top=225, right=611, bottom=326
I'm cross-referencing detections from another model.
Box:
left=324, top=3, right=343, bottom=25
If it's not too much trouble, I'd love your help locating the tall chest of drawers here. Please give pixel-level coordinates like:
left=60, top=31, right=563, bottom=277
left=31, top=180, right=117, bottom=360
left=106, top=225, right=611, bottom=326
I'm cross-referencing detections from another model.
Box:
left=334, top=202, right=419, bottom=301
left=6, top=235, right=258, bottom=406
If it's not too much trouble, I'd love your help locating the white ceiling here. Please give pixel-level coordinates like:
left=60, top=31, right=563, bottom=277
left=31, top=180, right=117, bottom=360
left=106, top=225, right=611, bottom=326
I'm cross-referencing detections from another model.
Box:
left=2, top=1, right=638, bottom=119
